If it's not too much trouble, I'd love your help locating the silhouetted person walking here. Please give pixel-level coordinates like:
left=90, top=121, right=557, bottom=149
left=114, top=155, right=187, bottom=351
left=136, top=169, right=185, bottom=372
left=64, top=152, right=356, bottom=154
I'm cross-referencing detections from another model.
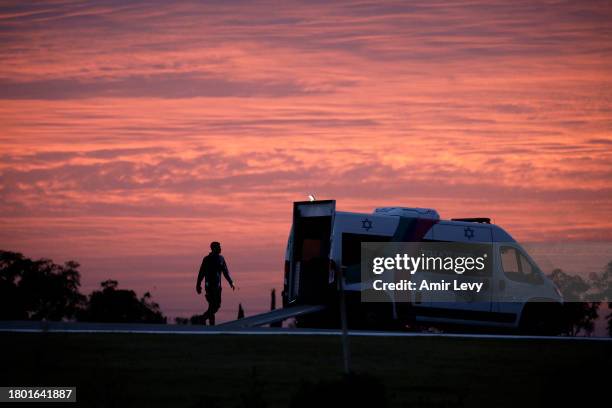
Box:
left=196, top=241, right=235, bottom=325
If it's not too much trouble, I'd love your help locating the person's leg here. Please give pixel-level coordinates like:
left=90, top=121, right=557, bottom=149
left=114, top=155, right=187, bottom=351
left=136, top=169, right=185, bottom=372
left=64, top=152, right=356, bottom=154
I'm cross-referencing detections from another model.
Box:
left=202, top=292, right=215, bottom=325
left=208, top=289, right=222, bottom=326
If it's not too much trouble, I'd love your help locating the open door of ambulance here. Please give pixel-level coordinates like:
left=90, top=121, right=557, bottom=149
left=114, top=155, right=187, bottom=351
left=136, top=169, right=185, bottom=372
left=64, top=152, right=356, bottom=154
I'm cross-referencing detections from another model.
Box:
left=288, top=200, right=335, bottom=304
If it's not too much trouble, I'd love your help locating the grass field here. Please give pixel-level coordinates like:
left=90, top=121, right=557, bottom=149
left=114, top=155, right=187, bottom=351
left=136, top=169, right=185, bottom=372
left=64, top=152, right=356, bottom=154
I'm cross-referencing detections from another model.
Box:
left=1, top=333, right=610, bottom=407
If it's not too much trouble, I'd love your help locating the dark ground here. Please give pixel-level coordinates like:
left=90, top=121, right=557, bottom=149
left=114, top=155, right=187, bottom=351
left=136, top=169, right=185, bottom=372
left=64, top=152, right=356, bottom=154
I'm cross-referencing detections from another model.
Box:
left=1, top=332, right=610, bottom=407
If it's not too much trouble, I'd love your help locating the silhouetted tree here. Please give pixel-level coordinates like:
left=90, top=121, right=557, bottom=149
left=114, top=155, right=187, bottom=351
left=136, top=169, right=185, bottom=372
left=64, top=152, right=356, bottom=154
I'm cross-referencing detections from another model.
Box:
left=237, top=303, right=245, bottom=319
left=270, top=288, right=281, bottom=327
left=189, top=313, right=206, bottom=324
left=548, top=268, right=599, bottom=336
left=0, top=250, right=85, bottom=320
left=78, top=279, right=166, bottom=323
left=589, top=261, right=612, bottom=337
left=175, top=317, right=189, bottom=325
left=270, top=288, right=277, bottom=311
left=607, top=302, right=612, bottom=337
left=589, top=261, right=612, bottom=300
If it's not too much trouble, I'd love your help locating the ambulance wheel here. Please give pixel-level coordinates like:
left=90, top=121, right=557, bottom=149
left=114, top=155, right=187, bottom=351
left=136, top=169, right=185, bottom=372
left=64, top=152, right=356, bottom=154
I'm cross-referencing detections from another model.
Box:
left=354, top=303, right=396, bottom=331
left=519, top=302, right=563, bottom=336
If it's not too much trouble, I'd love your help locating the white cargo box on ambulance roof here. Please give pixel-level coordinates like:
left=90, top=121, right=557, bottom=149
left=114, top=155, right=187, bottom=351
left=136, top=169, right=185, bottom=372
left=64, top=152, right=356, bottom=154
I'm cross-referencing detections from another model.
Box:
left=374, top=207, right=440, bottom=219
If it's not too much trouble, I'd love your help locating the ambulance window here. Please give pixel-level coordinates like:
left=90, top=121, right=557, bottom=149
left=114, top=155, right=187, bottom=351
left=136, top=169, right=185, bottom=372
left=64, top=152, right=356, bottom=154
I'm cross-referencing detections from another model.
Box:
left=518, top=252, right=543, bottom=284
left=500, top=247, right=520, bottom=274
left=501, top=246, right=543, bottom=284
left=519, top=254, right=533, bottom=276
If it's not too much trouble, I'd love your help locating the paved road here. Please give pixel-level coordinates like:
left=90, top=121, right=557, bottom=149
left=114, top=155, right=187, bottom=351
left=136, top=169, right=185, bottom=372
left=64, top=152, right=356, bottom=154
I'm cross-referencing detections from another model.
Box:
left=1, top=320, right=611, bottom=341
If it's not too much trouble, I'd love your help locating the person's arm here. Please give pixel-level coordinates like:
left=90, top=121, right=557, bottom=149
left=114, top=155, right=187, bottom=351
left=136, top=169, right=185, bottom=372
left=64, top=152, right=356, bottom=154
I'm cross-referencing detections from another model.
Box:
left=196, top=257, right=206, bottom=294
left=220, top=256, right=235, bottom=290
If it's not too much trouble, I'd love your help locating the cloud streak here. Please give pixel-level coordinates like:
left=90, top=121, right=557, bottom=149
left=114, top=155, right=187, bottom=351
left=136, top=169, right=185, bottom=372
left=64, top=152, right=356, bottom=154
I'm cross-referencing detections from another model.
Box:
left=1, top=0, right=611, bottom=320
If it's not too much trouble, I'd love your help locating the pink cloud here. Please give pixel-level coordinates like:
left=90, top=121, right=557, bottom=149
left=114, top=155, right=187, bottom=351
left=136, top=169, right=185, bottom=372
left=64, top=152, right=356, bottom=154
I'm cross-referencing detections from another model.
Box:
left=1, top=0, right=611, bottom=321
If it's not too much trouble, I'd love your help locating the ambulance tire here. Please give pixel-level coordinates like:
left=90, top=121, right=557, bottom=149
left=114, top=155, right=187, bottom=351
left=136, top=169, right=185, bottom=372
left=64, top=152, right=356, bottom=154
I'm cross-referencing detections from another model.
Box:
left=519, top=302, right=563, bottom=336
left=354, top=303, right=397, bottom=331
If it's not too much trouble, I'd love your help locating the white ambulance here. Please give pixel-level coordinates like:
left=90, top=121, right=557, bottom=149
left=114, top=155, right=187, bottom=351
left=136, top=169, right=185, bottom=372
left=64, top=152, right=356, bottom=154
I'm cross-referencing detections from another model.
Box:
left=282, top=200, right=563, bottom=334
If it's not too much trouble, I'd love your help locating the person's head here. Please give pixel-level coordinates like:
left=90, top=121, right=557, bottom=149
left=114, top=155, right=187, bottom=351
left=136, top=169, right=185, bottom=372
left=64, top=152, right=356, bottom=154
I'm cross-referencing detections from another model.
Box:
left=210, top=241, right=221, bottom=254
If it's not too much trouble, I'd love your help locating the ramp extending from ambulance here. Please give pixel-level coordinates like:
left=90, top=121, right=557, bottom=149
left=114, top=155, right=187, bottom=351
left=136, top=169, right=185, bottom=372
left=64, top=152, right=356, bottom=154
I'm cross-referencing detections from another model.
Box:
left=216, top=304, right=326, bottom=329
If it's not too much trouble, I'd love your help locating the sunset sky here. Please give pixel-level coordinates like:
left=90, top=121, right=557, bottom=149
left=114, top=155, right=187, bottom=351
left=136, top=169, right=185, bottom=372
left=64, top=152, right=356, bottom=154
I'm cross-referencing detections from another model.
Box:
left=1, top=0, right=611, bottom=321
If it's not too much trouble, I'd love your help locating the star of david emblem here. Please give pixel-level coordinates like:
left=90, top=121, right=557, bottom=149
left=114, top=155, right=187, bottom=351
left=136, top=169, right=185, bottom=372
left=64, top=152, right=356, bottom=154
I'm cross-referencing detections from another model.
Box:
left=361, top=218, right=373, bottom=231
left=464, top=227, right=474, bottom=240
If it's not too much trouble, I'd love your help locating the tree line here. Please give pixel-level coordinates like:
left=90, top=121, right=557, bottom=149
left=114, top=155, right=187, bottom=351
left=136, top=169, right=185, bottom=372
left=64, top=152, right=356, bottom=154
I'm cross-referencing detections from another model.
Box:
left=1, top=249, right=611, bottom=335
left=0, top=250, right=166, bottom=323
left=547, top=263, right=612, bottom=336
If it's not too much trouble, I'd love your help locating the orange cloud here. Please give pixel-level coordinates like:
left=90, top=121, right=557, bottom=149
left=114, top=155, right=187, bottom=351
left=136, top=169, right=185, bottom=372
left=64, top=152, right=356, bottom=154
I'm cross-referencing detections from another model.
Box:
left=1, top=0, right=611, bottom=320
